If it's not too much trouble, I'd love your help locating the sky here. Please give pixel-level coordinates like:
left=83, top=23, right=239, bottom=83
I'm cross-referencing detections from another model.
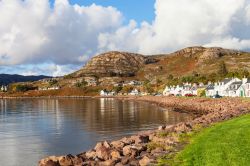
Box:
left=0, top=0, right=250, bottom=76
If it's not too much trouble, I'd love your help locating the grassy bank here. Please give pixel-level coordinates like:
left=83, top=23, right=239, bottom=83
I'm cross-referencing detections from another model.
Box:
left=159, top=114, right=250, bottom=166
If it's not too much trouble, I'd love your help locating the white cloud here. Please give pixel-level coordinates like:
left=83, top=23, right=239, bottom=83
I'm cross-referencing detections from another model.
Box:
left=98, top=0, right=250, bottom=54
left=0, top=0, right=122, bottom=65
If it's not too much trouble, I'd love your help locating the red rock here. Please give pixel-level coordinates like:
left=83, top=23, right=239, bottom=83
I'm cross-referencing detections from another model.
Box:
left=96, top=146, right=111, bottom=160
left=139, top=156, right=151, bottom=166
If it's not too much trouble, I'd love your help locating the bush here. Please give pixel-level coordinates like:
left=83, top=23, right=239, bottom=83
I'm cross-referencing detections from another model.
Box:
left=15, top=84, right=36, bottom=92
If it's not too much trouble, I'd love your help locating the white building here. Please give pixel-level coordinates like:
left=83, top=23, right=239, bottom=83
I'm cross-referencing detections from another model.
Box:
left=100, top=90, right=108, bottom=96
left=214, top=78, right=241, bottom=97
left=205, top=84, right=215, bottom=97
left=243, top=78, right=250, bottom=97
left=129, top=89, right=139, bottom=96
left=0, top=85, right=7, bottom=92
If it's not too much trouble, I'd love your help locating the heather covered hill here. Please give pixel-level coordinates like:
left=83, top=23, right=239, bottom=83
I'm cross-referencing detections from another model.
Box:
left=68, top=46, right=250, bottom=82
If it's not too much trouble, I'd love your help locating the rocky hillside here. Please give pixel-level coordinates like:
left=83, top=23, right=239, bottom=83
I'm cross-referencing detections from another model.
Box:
left=72, top=51, right=158, bottom=77
left=70, top=46, right=249, bottom=80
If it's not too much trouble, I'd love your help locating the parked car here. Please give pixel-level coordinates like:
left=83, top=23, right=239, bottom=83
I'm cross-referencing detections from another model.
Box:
left=185, top=93, right=196, bottom=97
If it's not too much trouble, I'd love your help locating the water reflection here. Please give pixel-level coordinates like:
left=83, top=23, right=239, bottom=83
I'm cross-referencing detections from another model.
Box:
left=0, top=98, right=192, bottom=166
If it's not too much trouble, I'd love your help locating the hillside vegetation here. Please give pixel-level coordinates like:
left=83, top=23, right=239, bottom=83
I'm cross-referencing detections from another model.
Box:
left=68, top=46, right=250, bottom=85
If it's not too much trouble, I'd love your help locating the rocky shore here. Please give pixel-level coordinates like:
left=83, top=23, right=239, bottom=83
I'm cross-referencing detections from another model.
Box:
left=39, top=96, right=250, bottom=166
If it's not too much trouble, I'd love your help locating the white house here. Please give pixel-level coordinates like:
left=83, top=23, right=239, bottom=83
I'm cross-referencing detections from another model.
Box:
left=129, top=89, right=139, bottom=96
left=226, top=81, right=243, bottom=97
left=181, top=83, right=192, bottom=96
left=0, top=85, right=7, bottom=92
left=243, top=78, right=250, bottom=97
left=100, top=90, right=108, bottom=96
left=205, top=84, right=215, bottom=97
left=214, top=78, right=241, bottom=97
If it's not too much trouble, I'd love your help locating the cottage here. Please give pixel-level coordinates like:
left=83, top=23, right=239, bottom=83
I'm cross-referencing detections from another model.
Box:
left=226, top=81, right=243, bottom=97
left=100, top=90, right=108, bottom=96
left=214, top=78, right=241, bottom=96
left=206, top=84, right=215, bottom=97
left=243, top=78, right=250, bottom=97
left=0, top=85, right=7, bottom=92
left=129, top=89, right=139, bottom=96
left=181, top=83, right=192, bottom=96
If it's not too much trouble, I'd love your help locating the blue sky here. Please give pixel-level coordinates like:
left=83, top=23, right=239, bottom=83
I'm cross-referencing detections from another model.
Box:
left=50, top=0, right=156, bottom=23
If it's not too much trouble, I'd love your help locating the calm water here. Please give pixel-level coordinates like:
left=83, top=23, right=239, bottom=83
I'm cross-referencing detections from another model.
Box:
left=0, top=98, right=192, bottom=166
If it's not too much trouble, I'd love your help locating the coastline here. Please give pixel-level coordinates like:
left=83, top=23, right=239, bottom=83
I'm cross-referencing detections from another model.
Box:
left=37, top=96, right=250, bottom=166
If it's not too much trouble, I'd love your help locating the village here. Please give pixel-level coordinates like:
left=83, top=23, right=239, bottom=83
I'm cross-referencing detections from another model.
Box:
left=100, top=77, right=250, bottom=98
left=1, top=77, right=250, bottom=98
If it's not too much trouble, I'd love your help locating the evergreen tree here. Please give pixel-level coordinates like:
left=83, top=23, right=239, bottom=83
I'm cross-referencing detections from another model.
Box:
left=218, top=61, right=228, bottom=76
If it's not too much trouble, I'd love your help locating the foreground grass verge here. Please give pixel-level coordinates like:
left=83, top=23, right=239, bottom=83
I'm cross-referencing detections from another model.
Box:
left=158, top=114, right=250, bottom=166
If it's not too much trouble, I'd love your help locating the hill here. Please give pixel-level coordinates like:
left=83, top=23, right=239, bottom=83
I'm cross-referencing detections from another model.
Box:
left=66, top=46, right=250, bottom=84
left=0, top=74, right=51, bottom=85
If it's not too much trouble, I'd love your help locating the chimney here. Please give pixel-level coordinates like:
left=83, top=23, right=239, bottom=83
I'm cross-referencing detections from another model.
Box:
left=243, top=77, right=248, bottom=84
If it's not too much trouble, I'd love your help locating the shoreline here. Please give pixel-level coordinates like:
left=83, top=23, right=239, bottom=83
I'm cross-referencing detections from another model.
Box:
left=38, top=96, right=250, bottom=166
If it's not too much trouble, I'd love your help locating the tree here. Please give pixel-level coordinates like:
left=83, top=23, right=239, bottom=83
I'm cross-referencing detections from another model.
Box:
left=113, top=86, right=122, bottom=93
left=218, top=61, right=228, bottom=76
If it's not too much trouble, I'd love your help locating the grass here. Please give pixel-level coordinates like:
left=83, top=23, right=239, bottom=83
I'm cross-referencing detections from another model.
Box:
left=158, top=114, right=250, bottom=166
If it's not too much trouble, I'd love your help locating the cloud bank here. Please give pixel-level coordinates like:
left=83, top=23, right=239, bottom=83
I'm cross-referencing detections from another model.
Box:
left=1, top=0, right=250, bottom=76
left=0, top=0, right=122, bottom=66
left=99, top=0, right=250, bottom=54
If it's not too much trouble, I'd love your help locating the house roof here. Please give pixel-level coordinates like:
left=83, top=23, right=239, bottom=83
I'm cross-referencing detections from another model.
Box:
left=221, top=78, right=233, bottom=84
left=206, top=84, right=214, bottom=90
left=227, top=81, right=242, bottom=91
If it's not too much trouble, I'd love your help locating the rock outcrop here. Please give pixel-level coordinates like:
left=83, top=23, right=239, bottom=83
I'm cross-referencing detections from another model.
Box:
left=198, top=47, right=241, bottom=64
left=67, top=46, right=249, bottom=83
left=74, top=51, right=146, bottom=77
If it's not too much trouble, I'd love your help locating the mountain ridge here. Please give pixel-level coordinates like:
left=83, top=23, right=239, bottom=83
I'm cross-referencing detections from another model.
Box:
left=69, top=46, right=249, bottom=81
left=0, top=74, right=51, bottom=85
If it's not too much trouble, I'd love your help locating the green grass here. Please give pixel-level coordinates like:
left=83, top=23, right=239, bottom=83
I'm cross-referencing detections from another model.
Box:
left=159, top=114, right=250, bottom=166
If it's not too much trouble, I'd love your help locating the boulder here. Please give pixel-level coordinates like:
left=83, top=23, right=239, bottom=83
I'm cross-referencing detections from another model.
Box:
left=85, top=150, right=96, bottom=159
left=110, top=150, right=121, bottom=160
left=96, top=145, right=111, bottom=160
left=39, top=159, right=60, bottom=166
left=111, top=140, right=125, bottom=150
left=99, top=160, right=116, bottom=166
left=139, top=156, right=151, bottom=166
left=58, top=154, right=74, bottom=166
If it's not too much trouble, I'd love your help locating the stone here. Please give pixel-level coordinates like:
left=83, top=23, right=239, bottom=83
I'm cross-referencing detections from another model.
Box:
left=121, top=137, right=135, bottom=145
left=58, top=154, right=74, bottom=166
left=115, top=162, right=124, bottom=166
left=131, top=135, right=149, bottom=144
left=85, top=150, right=96, bottom=159
left=99, top=160, right=116, bottom=166
left=41, top=159, right=60, bottom=166
left=103, top=141, right=111, bottom=149
left=139, top=156, right=151, bottom=166
left=111, top=140, right=125, bottom=150
left=72, top=157, right=85, bottom=165
left=123, top=145, right=139, bottom=158
left=130, top=159, right=139, bottom=166
left=121, top=156, right=130, bottom=165
left=110, top=150, right=121, bottom=160
left=96, top=146, right=111, bottom=160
